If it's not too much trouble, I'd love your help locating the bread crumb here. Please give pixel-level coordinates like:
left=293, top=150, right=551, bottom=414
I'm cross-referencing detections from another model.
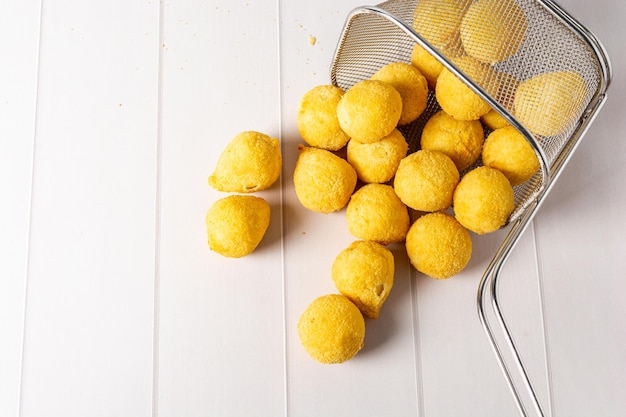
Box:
left=308, top=35, right=316, bottom=46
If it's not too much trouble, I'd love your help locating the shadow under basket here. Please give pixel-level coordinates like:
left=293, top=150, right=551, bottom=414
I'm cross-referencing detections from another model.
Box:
left=330, top=1, right=611, bottom=416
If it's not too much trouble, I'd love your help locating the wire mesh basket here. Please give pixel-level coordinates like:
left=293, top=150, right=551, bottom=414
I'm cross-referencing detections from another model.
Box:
left=330, top=1, right=611, bottom=415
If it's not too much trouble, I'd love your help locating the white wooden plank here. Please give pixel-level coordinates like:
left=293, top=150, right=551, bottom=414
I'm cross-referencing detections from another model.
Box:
left=531, top=0, right=626, bottom=415
left=280, top=1, right=420, bottom=416
left=19, top=1, right=160, bottom=416
left=156, top=1, right=286, bottom=416
left=416, top=224, right=545, bottom=416
left=0, top=1, right=41, bottom=416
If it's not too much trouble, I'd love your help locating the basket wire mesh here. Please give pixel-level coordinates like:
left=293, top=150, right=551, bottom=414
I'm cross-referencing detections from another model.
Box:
left=330, top=1, right=611, bottom=416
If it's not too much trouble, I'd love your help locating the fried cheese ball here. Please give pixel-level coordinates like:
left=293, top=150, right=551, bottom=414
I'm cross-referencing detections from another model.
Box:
left=346, top=183, right=410, bottom=245
left=336, top=80, right=403, bottom=143
left=453, top=166, right=515, bottom=234
left=405, top=212, right=472, bottom=279
left=394, top=150, right=459, bottom=212
left=420, top=110, right=484, bottom=172
left=297, top=85, right=350, bottom=151
left=412, top=0, right=469, bottom=54
left=481, top=108, right=511, bottom=130
left=411, top=43, right=444, bottom=91
left=346, top=129, right=408, bottom=184
left=293, top=145, right=357, bottom=214
left=371, top=62, right=429, bottom=125
left=205, top=195, right=270, bottom=258
left=208, top=131, right=281, bottom=193
left=436, top=66, right=491, bottom=121
left=332, top=240, right=394, bottom=319
left=482, top=126, right=540, bottom=186
left=297, top=294, right=365, bottom=364
left=514, top=70, right=588, bottom=137
left=460, top=0, right=528, bottom=65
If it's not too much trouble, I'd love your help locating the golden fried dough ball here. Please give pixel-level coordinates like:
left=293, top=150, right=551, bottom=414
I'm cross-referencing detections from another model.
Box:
left=514, top=70, right=588, bottom=137
left=293, top=145, right=357, bottom=214
left=482, top=126, right=540, bottom=186
left=346, top=129, right=408, bottom=184
left=436, top=66, right=491, bottom=121
left=405, top=212, right=472, bottom=279
left=481, top=108, right=511, bottom=130
left=332, top=240, right=394, bottom=319
left=346, top=183, right=410, bottom=245
left=371, top=62, right=429, bottom=125
left=453, top=166, right=514, bottom=234
left=413, top=0, right=470, bottom=55
left=205, top=195, right=270, bottom=258
left=208, top=131, right=282, bottom=193
left=336, top=79, right=403, bottom=143
left=297, top=85, right=350, bottom=151
left=460, top=0, right=528, bottom=65
left=420, top=110, right=484, bottom=171
left=297, top=294, right=365, bottom=364
left=394, top=150, right=459, bottom=212
left=410, top=43, right=444, bottom=90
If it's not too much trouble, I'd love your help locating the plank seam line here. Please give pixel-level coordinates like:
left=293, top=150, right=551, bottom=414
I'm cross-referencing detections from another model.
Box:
left=18, top=0, right=46, bottom=415
left=410, top=269, right=425, bottom=417
left=531, top=220, right=555, bottom=417
left=151, top=0, right=166, bottom=416
left=276, top=0, right=289, bottom=415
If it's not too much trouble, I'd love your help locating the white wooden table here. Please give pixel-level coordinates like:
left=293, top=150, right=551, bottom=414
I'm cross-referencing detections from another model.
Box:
left=1, top=0, right=624, bottom=416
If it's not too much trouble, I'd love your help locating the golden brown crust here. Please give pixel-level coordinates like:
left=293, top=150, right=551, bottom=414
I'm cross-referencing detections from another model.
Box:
left=336, top=80, right=403, bottom=143
left=297, top=85, right=350, bottom=151
left=453, top=166, right=514, bottom=234
left=297, top=294, right=365, bottom=364
left=482, top=126, right=540, bottom=186
left=394, top=150, right=460, bottom=212
left=371, top=62, right=429, bottom=125
left=421, top=110, right=484, bottom=171
left=205, top=195, right=271, bottom=258
left=346, top=183, right=410, bottom=245
left=293, top=146, right=357, bottom=214
left=460, top=0, right=528, bottom=65
left=405, top=212, right=472, bottom=279
left=346, top=129, right=408, bottom=184
left=332, top=240, right=394, bottom=319
left=208, top=131, right=282, bottom=193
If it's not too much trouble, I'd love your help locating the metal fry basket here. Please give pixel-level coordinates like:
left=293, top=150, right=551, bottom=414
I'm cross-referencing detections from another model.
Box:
left=330, top=1, right=611, bottom=415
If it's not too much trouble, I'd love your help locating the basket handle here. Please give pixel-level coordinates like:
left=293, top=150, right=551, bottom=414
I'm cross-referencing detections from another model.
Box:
left=477, top=205, right=547, bottom=417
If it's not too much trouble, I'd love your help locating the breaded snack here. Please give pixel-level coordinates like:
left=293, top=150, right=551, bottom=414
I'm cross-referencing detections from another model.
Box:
left=336, top=79, right=403, bottom=143
left=371, top=62, right=429, bottom=125
left=460, top=0, right=528, bottom=65
left=514, top=70, right=588, bottom=137
left=297, top=294, right=365, bottom=364
left=405, top=212, right=472, bottom=279
left=436, top=66, right=491, bottom=121
left=453, top=166, right=515, bottom=234
left=394, top=150, right=459, bottom=212
left=411, top=43, right=444, bottom=90
left=293, top=145, right=357, bottom=214
left=208, top=131, right=282, bottom=193
left=205, top=195, right=270, bottom=258
left=346, top=183, right=410, bottom=245
left=332, top=240, right=395, bottom=319
left=482, top=126, right=540, bottom=186
left=346, top=129, right=408, bottom=184
left=420, top=110, right=484, bottom=171
left=297, top=85, right=350, bottom=151
left=481, top=108, right=511, bottom=130
left=412, top=0, right=470, bottom=55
